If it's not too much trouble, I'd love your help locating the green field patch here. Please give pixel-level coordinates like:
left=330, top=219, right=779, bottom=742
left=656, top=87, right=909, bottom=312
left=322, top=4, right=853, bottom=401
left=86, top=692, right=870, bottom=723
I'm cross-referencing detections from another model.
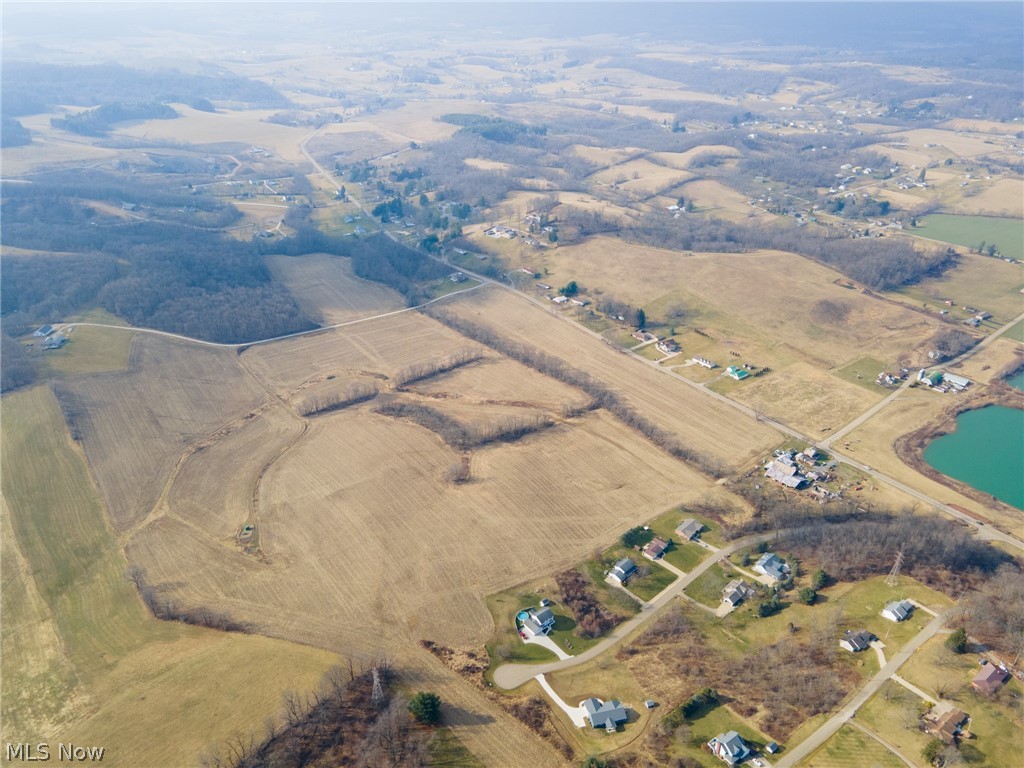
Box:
left=803, top=723, right=907, bottom=768
left=856, top=681, right=935, bottom=762
left=916, top=214, right=1024, bottom=261
left=648, top=507, right=725, bottom=548
left=686, top=563, right=733, bottom=609
left=834, top=356, right=897, bottom=393
left=1006, top=317, right=1024, bottom=343
left=41, top=323, right=135, bottom=377
left=428, top=728, right=485, bottom=768
left=589, top=543, right=678, bottom=602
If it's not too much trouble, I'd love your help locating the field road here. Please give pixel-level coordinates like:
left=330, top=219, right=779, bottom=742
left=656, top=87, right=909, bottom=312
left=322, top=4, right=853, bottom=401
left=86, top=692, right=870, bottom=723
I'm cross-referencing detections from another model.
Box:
left=822, top=308, right=1024, bottom=448
left=774, top=609, right=952, bottom=768
left=492, top=531, right=774, bottom=691
left=54, top=283, right=484, bottom=350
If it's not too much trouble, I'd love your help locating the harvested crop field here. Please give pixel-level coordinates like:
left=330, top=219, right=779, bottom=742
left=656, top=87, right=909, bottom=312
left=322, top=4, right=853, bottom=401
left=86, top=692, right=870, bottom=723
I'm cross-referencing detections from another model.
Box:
left=127, top=406, right=714, bottom=655
left=54, top=336, right=266, bottom=533
left=265, top=252, right=405, bottom=325
left=241, top=311, right=478, bottom=396
left=435, top=285, right=780, bottom=468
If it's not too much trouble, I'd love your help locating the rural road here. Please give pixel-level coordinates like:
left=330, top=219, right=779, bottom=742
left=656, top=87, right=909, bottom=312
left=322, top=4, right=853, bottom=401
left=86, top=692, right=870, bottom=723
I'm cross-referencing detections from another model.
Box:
left=491, top=532, right=773, bottom=690
left=822, top=307, right=1024, bottom=448
left=774, top=609, right=952, bottom=767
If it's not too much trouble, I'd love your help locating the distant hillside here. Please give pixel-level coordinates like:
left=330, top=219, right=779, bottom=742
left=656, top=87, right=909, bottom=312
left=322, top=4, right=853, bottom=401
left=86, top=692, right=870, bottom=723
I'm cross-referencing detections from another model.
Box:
left=2, top=61, right=289, bottom=116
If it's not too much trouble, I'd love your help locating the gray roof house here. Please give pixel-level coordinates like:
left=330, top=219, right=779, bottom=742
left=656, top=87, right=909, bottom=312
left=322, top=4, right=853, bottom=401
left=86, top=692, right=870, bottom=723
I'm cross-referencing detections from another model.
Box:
left=708, top=731, right=750, bottom=764
left=721, top=579, right=756, bottom=607
left=675, top=519, right=704, bottom=540
left=609, top=558, right=637, bottom=584
left=33, top=324, right=55, bottom=337
left=581, top=698, right=628, bottom=731
left=521, top=606, right=555, bottom=638
left=881, top=599, right=914, bottom=622
left=840, top=629, right=874, bottom=653
left=754, top=552, right=789, bottom=582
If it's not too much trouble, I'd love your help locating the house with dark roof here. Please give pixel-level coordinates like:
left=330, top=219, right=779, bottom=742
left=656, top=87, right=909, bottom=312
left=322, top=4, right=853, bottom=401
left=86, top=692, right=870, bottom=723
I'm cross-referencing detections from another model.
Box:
left=721, top=579, right=756, bottom=607
left=971, top=664, right=1009, bottom=695
left=581, top=698, right=628, bottom=731
left=881, top=599, right=914, bottom=622
left=708, top=731, right=750, bottom=765
left=675, top=519, right=704, bottom=541
left=520, top=606, right=555, bottom=638
left=642, top=537, right=669, bottom=560
left=33, top=324, right=55, bottom=337
left=840, top=629, right=874, bottom=653
left=754, top=552, right=790, bottom=582
left=926, top=709, right=969, bottom=744
left=609, top=558, right=637, bottom=584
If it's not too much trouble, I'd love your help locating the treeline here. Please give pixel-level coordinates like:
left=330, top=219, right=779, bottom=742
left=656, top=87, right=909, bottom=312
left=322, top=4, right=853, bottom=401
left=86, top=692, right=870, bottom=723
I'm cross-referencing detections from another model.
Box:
left=1, top=116, right=31, bottom=147
left=741, top=507, right=1019, bottom=594
left=348, top=234, right=450, bottom=306
left=440, top=113, right=547, bottom=144
left=296, top=383, right=379, bottom=417
left=204, top=662, right=435, bottom=768
left=425, top=309, right=726, bottom=476
left=2, top=61, right=288, bottom=116
left=555, top=569, right=628, bottom=639
left=391, top=348, right=484, bottom=388
left=0, top=333, right=38, bottom=392
left=51, top=102, right=178, bottom=136
left=374, top=397, right=554, bottom=449
left=2, top=199, right=313, bottom=343
left=600, top=55, right=786, bottom=95
left=564, top=206, right=958, bottom=290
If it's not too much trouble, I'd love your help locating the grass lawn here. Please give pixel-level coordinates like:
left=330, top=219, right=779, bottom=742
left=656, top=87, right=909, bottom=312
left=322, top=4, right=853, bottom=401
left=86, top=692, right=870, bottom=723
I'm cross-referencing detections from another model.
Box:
left=546, top=655, right=652, bottom=754
left=426, top=276, right=481, bottom=299
left=662, top=540, right=708, bottom=573
left=668, top=703, right=776, bottom=767
left=915, top=214, right=1024, bottom=261
left=686, top=563, right=733, bottom=608
left=897, top=636, right=1024, bottom=767
left=1006, top=317, right=1024, bottom=343
left=590, top=543, right=677, bottom=602
left=856, top=681, right=934, bottom=762
left=649, top=506, right=725, bottom=548
left=428, top=727, right=485, bottom=768
left=834, top=356, right=896, bottom=393
left=41, top=323, right=135, bottom=377
left=801, top=724, right=907, bottom=768
left=484, top=580, right=604, bottom=671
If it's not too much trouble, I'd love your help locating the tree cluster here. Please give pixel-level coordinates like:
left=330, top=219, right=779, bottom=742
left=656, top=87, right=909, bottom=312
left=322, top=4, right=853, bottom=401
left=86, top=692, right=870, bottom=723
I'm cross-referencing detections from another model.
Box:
left=928, top=329, right=978, bottom=362
left=296, top=383, right=379, bottom=417
left=374, top=397, right=554, bottom=450
left=51, top=102, right=178, bottom=136
left=555, top=569, right=626, bottom=639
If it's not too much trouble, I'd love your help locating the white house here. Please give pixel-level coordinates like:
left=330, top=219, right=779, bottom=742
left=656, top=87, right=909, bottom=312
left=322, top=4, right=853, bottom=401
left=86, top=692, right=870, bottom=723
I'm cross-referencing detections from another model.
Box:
left=708, top=731, right=750, bottom=765
left=881, top=599, right=914, bottom=623
left=520, top=606, right=556, bottom=638
left=609, top=558, right=637, bottom=584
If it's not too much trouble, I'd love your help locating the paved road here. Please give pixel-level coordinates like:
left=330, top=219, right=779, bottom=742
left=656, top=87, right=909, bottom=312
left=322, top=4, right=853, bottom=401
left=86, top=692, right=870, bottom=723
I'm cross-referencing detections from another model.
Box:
left=775, top=609, right=951, bottom=767
left=492, top=533, right=771, bottom=690
left=823, top=308, right=1024, bottom=448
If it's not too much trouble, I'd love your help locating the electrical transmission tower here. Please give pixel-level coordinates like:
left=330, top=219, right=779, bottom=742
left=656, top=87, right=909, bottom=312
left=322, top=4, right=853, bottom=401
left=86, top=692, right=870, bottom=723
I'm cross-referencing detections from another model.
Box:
left=886, top=549, right=904, bottom=587
left=371, top=667, right=385, bottom=708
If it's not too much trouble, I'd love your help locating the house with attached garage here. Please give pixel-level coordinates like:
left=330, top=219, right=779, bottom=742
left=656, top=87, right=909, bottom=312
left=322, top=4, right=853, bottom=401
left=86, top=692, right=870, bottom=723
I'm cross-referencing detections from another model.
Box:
left=840, top=629, right=874, bottom=652
left=753, top=552, right=790, bottom=582
left=708, top=731, right=750, bottom=765
left=519, top=606, right=555, bottom=639
left=881, top=599, right=914, bottom=622
left=971, top=664, right=1009, bottom=696
left=675, top=518, right=704, bottom=541
left=581, top=698, right=629, bottom=731
left=721, top=579, right=756, bottom=607
left=642, top=537, right=669, bottom=560
left=609, top=558, right=637, bottom=584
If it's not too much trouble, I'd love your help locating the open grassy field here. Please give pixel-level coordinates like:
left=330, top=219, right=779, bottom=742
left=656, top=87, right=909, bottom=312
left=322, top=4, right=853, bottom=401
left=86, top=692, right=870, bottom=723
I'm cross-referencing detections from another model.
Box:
left=855, top=681, right=934, bottom=765
left=674, top=179, right=753, bottom=218
left=914, top=214, right=1024, bottom=262
left=590, top=158, right=692, bottom=196
left=39, top=316, right=135, bottom=377
left=800, top=724, right=907, bottom=768
left=0, top=386, right=338, bottom=767
left=265, top=252, right=405, bottom=325
left=732, top=362, right=883, bottom=436
left=54, top=335, right=266, bottom=533
left=888, top=248, right=1024, bottom=324
left=523, top=239, right=941, bottom=372
left=439, top=285, right=781, bottom=469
